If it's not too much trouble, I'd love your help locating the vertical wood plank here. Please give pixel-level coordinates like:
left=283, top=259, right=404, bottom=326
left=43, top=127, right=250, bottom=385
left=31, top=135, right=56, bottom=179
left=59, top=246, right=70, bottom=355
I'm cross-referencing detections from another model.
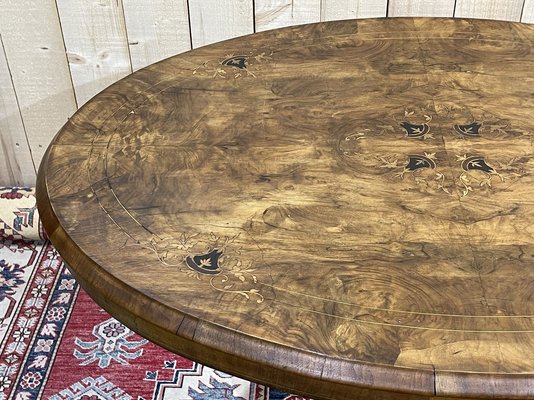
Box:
left=0, top=0, right=77, bottom=183
left=188, top=0, right=254, bottom=48
left=255, top=0, right=321, bottom=32
left=522, top=0, right=534, bottom=22
left=455, top=0, right=525, bottom=21
left=0, top=36, right=35, bottom=186
left=56, top=0, right=132, bottom=106
left=388, top=0, right=456, bottom=17
left=321, top=1, right=387, bottom=21
left=122, top=0, right=191, bottom=71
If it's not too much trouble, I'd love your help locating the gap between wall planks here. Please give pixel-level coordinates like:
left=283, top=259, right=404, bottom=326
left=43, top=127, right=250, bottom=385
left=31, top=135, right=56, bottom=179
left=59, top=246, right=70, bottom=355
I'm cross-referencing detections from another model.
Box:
left=122, top=0, right=191, bottom=72
left=0, top=35, right=35, bottom=186
left=1, top=0, right=534, bottom=186
left=56, top=0, right=133, bottom=107
left=188, top=0, right=254, bottom=48
left=0, top=0, right=77, bottom=187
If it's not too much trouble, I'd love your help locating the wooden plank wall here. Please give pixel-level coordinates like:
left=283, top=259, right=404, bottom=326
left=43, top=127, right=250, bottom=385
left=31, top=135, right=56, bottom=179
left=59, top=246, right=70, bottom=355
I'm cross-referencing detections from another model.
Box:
left=0, top=0, right=77, bottom=187
left=1, top=0, right=533, bottom=186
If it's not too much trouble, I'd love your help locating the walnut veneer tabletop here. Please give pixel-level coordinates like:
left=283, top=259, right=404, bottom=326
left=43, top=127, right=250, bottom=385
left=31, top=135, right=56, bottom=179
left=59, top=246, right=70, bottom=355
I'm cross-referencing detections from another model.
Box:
left=37, top=18, right=534, bottom=400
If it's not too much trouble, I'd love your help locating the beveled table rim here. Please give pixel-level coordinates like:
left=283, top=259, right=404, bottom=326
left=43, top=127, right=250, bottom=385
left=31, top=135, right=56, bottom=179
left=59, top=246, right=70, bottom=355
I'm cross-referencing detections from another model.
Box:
left=37, top=17, right=534, bottom=400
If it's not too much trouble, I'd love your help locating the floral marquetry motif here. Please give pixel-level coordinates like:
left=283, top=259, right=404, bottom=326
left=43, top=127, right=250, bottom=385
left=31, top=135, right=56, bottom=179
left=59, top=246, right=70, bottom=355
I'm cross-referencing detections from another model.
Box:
left=147, top=233, right=264, bottom=303
left=193, top=51, right=272, bottom=79
left=38, top=18, right=534, bottom=400
left=339, top=106, right=530, bottom=199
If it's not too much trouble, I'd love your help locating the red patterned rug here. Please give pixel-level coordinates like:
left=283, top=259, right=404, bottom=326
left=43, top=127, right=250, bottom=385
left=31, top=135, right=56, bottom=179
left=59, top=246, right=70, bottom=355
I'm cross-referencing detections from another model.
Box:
left=0, top=188, right=309, bottom=400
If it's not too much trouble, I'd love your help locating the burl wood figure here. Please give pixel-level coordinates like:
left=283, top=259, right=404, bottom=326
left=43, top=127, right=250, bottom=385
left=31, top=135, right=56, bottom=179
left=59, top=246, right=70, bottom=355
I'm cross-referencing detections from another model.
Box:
left=37, top=18, right=534, bottom=399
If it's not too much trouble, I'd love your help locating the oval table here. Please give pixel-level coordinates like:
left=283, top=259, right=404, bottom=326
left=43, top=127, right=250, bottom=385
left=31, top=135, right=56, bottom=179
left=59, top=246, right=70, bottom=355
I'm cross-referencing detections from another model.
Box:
left=37, top=18, right=534, bottom=400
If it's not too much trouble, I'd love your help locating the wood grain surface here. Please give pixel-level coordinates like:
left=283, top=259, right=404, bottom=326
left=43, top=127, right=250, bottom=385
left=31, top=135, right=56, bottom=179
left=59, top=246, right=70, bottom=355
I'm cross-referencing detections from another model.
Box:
left=37, top=18, right=534, bottom=399
left=122, top=0, right=191, bottom=72
left=0, top=36, right=35, bottom=185
left=455, top=0, right=525, bottom=21
left=188, top=0, right=254, bottom=48
left=255, top=0, right=322, bottom=31
left=56, top=0, right=133, bottom=106
left=388, top=0, right=456, bottom=17
left=522, top=0, right=534, bottom=23
left=0, top=0, right=77, bottom=185
left=321, top=0, right=388, bottom=21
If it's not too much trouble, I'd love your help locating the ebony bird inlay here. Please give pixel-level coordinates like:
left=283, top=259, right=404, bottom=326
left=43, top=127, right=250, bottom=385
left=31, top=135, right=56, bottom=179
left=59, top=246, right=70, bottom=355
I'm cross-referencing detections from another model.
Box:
left=461, top=156, right=495, bottom=174
left=185, top=249, right=223, bottom=275
left=454, top=123, right=482, bottom=137
left=222, top=56, right=248, bottom=70
left=405, top=155, right=436, bottom=172
left=400, top=122, right=430, bottom=138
